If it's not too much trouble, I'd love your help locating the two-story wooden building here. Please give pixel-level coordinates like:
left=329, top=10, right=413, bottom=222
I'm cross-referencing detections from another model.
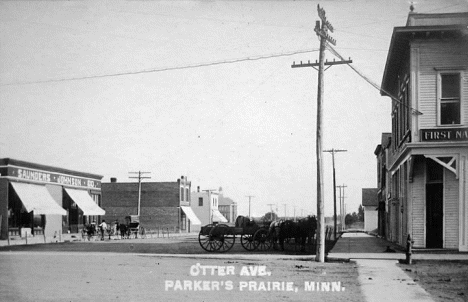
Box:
left=374, top=133, right=392, bottom=238
left=190, top=186, right=227, bottom=233
left=381, top=12, right=468, bottom=251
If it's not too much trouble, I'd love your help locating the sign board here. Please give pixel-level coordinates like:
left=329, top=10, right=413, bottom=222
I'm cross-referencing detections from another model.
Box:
left=421, top=127, right=468, bottom=142
left=0, top=167, right=101, bottom=189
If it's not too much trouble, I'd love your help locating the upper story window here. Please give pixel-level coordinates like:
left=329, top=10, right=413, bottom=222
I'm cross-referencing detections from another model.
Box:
left=198, top=197, right=203, bottom=206
left=439, top=73, right=461, bottom=125
left=180, top=187, right=184, bottom=201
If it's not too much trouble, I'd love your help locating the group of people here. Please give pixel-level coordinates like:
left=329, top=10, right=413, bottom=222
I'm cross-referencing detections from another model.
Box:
left=85, top=219, right=120, bottom=241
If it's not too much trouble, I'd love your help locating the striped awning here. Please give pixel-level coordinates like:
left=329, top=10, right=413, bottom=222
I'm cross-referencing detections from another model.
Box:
left=10, top=182, right=66, bottom=215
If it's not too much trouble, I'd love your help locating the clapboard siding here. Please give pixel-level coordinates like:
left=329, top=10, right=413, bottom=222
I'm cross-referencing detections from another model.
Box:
left=444, top=169, right=459, bottom=248
left=414, top=39, right=468, bottom=130
left=411, top=160, right=426, bottom=247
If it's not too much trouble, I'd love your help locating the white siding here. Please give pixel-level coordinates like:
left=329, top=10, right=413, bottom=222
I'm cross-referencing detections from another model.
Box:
left=364, top=206, right=378, bottom=232
left=414, top=39, right=468, bottom=130
left=411, top=161, right=425, bottom=247
left=444, top=169, right=459, bottom=248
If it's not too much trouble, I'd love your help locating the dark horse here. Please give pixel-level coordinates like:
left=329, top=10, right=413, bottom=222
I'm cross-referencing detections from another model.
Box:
left=269, top=216, right=317, bottom=252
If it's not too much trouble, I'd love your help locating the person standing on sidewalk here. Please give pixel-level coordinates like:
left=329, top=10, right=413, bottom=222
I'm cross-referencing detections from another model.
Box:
left=99, top=220, right=107, bottom=241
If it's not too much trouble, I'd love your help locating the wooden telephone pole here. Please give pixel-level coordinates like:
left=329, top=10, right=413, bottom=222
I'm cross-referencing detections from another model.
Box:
left=129, top=171, right=151, bottom=217
left=323, top=148, right=347, bottom=240
left=337, top=184, right=347, bottom=230
left=291, top=5, right=352, bottom=263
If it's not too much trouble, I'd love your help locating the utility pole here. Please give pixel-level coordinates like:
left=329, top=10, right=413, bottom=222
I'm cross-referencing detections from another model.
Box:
left=324, top=148, right=347, bottom=240
left=291, top=5, right=352, bottom=263
left=293, top=206, right=297, bottom=222
left=246, top=195, right=255, bottom=218
left=267, top=203, right=275, bottom=221
left=337, top=184, right=347, bottom=230
left=129, top=171, right=151, bottom=217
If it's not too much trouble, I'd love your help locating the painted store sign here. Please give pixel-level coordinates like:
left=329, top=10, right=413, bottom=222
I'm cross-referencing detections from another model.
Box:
left=2, top=167, right=101, bottom=189
left=421, top=127, right=468, bottom=142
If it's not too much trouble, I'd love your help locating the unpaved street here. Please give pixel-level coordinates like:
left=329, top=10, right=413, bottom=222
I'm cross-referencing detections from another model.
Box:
left=0, top=252, right=363, bottom=302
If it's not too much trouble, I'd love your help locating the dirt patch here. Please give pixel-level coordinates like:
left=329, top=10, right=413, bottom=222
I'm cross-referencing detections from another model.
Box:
left=398, top=260, right=468, bottom=302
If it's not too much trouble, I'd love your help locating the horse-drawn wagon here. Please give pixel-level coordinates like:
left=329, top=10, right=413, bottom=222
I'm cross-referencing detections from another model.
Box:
left=198, top=216, right=272, bottom=252
left=198, top=215, right=318, bottom=253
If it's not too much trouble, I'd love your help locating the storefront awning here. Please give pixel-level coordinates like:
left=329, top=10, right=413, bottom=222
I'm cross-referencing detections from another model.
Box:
left=212, top=209, right=228, bottom=223
left=180, top=206, right=201, bottom=225
left=64, top=187, right=105, bottom=216
left=10, top=182, right=67, bottom=215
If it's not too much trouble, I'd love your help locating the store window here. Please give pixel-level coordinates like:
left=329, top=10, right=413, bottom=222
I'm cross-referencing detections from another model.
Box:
left=439, top=73, right=461, bottom=125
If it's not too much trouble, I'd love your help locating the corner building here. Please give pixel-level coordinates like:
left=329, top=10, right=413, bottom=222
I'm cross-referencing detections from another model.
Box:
left=381, top=12, right=468, bottom=250
left=0, top=158, right=104, bottom=240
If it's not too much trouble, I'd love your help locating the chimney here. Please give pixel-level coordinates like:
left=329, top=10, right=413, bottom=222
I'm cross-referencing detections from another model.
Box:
left=110, top=177, right=117, bottom=183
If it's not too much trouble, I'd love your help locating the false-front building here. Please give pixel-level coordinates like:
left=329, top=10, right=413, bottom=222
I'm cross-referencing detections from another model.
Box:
left=381, top=12, right=468, bottom=251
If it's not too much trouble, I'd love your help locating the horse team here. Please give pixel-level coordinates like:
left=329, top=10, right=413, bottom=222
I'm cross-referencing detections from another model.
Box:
left=268, top=216, right=317, bottom=252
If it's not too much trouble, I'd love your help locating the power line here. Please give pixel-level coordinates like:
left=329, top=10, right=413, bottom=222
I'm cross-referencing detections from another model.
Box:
left=325, top=44, right=423, bottom=115
left=1, top=48, right=319, bottom=87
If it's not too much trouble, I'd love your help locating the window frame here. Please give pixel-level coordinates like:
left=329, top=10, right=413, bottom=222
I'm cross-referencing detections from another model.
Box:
left=438, top=71, right=462, bottom=126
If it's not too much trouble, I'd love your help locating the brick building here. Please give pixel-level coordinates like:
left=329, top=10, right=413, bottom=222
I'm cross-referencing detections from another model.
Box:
left=101, top=176, right=201, bottom=233
left=0, top=158, right=104, bottom=240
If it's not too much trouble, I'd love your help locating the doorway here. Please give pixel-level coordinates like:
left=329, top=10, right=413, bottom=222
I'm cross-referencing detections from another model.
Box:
left=426, top=158, right=443, bottom=248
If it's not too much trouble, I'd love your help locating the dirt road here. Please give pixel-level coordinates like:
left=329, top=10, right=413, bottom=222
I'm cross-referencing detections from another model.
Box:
left=0, top=252, right=362, bottom=302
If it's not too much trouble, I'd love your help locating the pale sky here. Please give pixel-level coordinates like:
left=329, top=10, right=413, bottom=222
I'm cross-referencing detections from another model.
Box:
left=1, top=0, right=467, bottom=218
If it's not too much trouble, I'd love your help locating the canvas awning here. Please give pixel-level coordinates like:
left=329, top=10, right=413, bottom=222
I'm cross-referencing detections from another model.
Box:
left=180, top=206, right=201, bottom=225
left=64, top=187, right=105, bottom=215
left=10, top=182, right=67, bottom=215
left=212, top=209, right=228, bottom=223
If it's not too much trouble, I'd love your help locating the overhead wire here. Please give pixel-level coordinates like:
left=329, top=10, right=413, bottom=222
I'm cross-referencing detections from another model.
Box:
left=1, top=48, right=319, bottom=86
left=325, top=43, right=423, bottom=115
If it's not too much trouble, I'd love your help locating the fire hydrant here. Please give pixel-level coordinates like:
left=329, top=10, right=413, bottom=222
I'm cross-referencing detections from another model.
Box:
left=406, top=234, right=414, bottom=264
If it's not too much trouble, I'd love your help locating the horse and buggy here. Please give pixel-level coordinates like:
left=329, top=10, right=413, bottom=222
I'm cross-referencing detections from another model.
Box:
left=198, top=215, right=317, bottom=253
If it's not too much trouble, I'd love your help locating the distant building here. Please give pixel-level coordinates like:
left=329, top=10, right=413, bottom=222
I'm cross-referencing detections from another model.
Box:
left=362, top=188, right=379, bottom=233
left=381, top=12, right=468, bottom=250
left=101, top=176, right=201, bottom=233
left=191, top=186, right=227, bottom=232
left=218, top=188, right=237, bottom=223
left=0, top=158, right=104, bottom=240
left=374, top=133, right=392, bottom=238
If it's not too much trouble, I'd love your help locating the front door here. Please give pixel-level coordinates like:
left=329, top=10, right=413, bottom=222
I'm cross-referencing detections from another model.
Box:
left=426, top=183, right=443, bottom=248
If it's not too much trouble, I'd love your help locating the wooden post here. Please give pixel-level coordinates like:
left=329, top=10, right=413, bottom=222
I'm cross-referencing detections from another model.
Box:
left=291, top=5, right=350, bottom=263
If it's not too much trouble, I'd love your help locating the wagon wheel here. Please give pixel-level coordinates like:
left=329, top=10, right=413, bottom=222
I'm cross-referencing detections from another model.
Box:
left=209, top=224, right=235, bottom=252
left=240, top=234, right=256, bottom=251
left=253, top=228, right=272, bottom=251
left=198, top=224, right=217, bottom=252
